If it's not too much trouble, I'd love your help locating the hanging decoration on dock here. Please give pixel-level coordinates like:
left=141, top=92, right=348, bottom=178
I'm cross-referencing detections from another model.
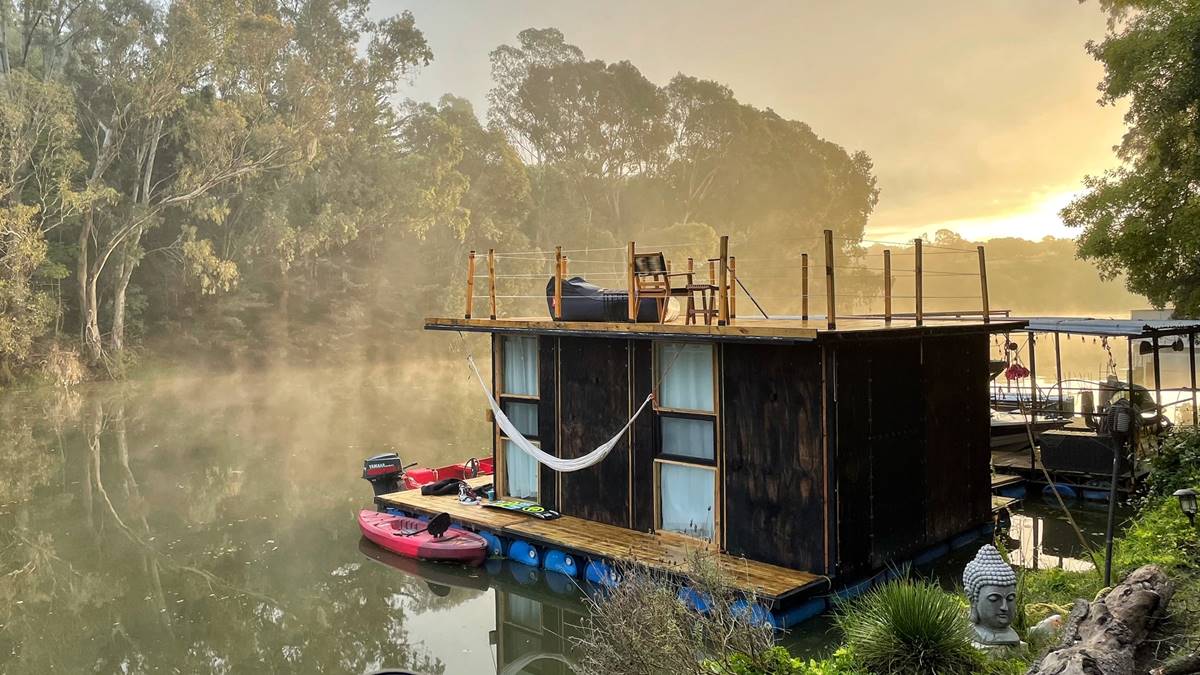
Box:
left=466, top=355, right=653, bottom=472
left=1004, top=362, right=1030, bottom=381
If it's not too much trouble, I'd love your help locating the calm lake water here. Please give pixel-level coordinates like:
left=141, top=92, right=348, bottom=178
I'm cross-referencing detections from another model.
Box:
left=0, top=343, right=1129, bottom=674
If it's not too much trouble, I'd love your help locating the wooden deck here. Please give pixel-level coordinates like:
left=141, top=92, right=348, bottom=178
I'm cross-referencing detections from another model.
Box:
left=990, top=473, right=1023, bottom=490
left=377, top=477, right=826, bottom=605
left=426, top=316, right=1025, bottom=343
left=991, top=495, right=1022, bottom=513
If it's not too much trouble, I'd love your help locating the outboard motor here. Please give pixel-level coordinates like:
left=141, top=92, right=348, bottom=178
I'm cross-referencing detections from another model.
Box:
left=362, top=453, right=404, bottom=497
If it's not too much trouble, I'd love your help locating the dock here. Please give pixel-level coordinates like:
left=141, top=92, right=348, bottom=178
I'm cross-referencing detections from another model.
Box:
left=377, top=476, right=826, bottom=606
left=991, top=495, right=1021, bottom=513
left=991, top=473, right=1023, bottom=491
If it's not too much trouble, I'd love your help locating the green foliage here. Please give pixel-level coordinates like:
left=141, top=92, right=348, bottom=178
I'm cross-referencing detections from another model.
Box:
left=706, top=646, right=864, bottom=675
left=1146, top=426, right=1200, bottom=498
left=834, top=578, right=985, bottom=675
left=1062, top=0, right=1200, bottom=315
left=1017, top=566, right=1102, bottom=626
left=1113, top=497, right=1198, bottom=573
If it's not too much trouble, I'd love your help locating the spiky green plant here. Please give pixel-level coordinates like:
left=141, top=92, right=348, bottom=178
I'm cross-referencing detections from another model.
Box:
left=834, top=578, right=985, bottom=675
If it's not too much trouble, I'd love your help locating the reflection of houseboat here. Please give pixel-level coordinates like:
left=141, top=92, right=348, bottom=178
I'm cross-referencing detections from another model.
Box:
left=371, top=236, right=1031, bottom=627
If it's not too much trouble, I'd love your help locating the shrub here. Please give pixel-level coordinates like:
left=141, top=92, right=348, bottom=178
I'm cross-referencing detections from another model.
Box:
left=573, top=553, right=778, bottom=675
left=1146, top=426, right=1200, bottom=498
left=834, top=578, right=985, bottom=675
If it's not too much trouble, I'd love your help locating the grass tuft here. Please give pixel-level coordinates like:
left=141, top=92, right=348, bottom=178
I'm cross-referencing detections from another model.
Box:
left=834, top=577, right=985, bottom=675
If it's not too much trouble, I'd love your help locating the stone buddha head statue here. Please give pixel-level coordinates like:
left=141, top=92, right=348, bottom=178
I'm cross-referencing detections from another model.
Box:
left=963, top=545, right=1020, bottom=647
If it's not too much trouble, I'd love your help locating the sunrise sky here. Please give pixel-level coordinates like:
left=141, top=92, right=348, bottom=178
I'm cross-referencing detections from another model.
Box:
left=381, top=0, right=1128, bottom=243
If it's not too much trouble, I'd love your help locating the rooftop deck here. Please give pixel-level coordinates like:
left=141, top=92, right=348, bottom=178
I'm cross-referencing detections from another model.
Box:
left=376, top=476, right=827, bottom=605
left=426, top=315, right=1026, bottom=343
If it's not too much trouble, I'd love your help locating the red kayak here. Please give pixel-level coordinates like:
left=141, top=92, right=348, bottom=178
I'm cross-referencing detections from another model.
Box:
left=357, top=510, right=488, bottom=567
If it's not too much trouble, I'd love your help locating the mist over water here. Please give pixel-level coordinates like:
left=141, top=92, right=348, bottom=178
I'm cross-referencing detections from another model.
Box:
left=0, top=331, right=1132, bottom=673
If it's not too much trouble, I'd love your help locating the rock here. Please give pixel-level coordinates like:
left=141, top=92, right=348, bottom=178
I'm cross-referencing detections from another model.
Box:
left=1027, top=565, right=1175, bottom=675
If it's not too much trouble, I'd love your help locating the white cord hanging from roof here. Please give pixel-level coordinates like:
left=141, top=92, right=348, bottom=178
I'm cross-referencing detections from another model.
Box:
left=466, top=355, right=653, bottom=472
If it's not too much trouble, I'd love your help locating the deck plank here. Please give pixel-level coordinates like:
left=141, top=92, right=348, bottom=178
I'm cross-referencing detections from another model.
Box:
left=376, top=478, right=824, bottom=603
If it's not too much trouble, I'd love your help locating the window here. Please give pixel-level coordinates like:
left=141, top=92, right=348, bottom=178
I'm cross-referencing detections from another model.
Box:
left=659, top=462, right=715, bottom=540
left=502, top=336, right=538, bottom=397
left=654, top=342, right=717, bottom=541
left=499, top=336, right=539, bottom=500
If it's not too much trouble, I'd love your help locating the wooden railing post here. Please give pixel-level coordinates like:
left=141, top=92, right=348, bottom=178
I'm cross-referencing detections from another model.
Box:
left=554, top=245, right=563, bottom=320
left=729, top=256, right=737, bottom=320
left=883, top=249, right=892, bottom=324
left=824, top=230, right=836, bottom=330
left=977, top=245, right=990, bottom=323
left=487, top=248, right=497, bottom=319
left=801, top=253, right=809, bottom=321
left=718, top=235, right=729, bottom=325
left=914, top=238, right=924, bottom=326
left=627, top=241, right=636, bottom=321
left=465, top=250, right=476, bottom=319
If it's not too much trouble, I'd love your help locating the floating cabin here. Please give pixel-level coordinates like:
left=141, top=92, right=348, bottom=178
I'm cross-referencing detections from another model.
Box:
left=378, top=233, right=1028, bottom=627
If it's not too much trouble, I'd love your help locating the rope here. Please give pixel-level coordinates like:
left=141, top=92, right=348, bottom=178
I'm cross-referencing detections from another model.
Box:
left=735, top=276, right=770, bottom=319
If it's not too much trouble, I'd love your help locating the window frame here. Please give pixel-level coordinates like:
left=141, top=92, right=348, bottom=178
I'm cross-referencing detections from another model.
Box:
left=497, top=335, right=540, bottom=501
left=651, top=341, right=720, bottom=544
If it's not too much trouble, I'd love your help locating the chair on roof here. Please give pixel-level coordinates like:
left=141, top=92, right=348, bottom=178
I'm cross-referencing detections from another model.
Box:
left=631, top=252, right=715, bottom=324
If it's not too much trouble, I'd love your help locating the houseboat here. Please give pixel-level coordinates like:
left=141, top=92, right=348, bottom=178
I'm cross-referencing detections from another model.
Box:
left=369, top=233, right=1031, bottom=626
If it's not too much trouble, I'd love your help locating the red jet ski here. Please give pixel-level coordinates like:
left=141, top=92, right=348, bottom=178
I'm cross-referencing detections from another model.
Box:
left=363, top=453, right=493, bottom=493
left=357, top=510, right=488, bottom=567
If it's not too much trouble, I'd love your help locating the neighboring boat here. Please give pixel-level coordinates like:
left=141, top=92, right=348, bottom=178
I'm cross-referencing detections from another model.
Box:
left=990, top=410, right=1069, bottom=453
left=362, top=452, right=493, bottom=495
left=358, top=510, right=488, bottom=567
left=401, top=456, right=494, bottom=490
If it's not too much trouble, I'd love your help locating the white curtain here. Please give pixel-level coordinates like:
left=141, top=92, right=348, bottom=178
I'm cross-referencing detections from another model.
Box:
left=503, top=401, right=538, bottom=437
left=502, top=336, right=538, bottom=396
left=658, top=343, right=714, bottom=411
left=504, top=439, right=539, bottom=500
left=504, top=593, right=542, bottom=630
left=659, top=463, right=715, bottom=540
left=661, top=417, right=714, bottom=460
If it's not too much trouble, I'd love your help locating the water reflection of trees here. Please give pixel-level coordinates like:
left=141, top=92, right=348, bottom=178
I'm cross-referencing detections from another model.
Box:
left=0, top=358, right=498, bottom=673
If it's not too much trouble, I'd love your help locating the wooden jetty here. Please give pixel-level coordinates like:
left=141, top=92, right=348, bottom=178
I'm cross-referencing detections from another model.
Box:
left=378, top=476, right=825, bottom=605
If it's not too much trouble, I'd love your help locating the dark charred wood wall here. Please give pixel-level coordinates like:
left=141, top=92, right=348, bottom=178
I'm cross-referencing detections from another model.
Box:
left=630, top=340, right=656, bottom=531
left=921, top=334, right=991, bottom=541
left=556, top=337, right=632, bottom=527
left=835, top=338, right=927, bottom=575
left=833, top=334, right=992, bottom=576
left=537, top=337, right=559, bottom=509
left=722, top=343, right=828, bottom=572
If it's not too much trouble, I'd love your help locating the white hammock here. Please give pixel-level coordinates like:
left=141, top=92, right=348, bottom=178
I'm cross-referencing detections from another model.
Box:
left=467, top=355, right=653, bottom=472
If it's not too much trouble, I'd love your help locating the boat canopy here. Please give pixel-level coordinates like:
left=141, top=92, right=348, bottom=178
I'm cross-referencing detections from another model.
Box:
left=1006, top=316, right=1200, bottom=338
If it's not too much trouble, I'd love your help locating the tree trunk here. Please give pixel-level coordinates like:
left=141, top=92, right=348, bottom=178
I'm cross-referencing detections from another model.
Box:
left=110, top=250, right=132, bottom=356
left=1028, top=565, right=1175, bottom=675
left=109, top=235, right=140, bottom=358
left=79, top=207, right=103, bottom=363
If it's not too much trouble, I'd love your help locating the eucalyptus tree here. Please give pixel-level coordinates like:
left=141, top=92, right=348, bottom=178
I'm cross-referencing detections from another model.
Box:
left=1063, top=0, right=1200, bottom=316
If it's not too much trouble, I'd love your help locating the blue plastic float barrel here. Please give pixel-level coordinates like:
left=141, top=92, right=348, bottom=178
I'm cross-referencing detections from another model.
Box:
left=677, top=587, right=712, bottom=613
left=731, top=599, right=777, bottom=628
left=585, top=559, right=619, bottom=587
left=543, top=550, right=579, bottom=577
left=478, top=530, right=505, bottom=557
left=507, top=539, right=540, bottom=567
left=1042, top=483, right=1077, bottom=500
